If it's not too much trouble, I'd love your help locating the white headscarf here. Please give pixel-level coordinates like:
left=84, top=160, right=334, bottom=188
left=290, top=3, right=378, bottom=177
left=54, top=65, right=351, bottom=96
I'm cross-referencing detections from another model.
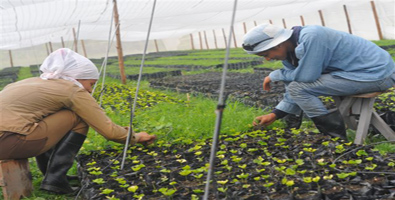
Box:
left=40, top=48, right=99, bottom=88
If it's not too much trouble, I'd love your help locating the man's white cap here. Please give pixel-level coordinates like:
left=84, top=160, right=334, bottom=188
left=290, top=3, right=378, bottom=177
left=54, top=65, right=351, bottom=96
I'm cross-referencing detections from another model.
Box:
left=242, top=24, right=293, bottom=54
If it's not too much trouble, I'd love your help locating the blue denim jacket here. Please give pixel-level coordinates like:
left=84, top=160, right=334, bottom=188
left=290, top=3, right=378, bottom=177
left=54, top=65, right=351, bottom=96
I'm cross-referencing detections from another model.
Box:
left=269, top=25, right=395, bottom=83
left=269, top=25, right=395, bottom=116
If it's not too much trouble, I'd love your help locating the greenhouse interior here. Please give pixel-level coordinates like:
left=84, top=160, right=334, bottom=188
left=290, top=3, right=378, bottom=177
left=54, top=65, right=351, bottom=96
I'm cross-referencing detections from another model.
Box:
left=0, top=0, right=395, bottom=200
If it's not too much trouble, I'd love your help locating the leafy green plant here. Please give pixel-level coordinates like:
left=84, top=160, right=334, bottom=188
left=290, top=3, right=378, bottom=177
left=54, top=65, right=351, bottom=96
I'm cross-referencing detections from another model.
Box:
left=132, top=164, right=146, bottom=172
left=101, top=188, right=115, bottom=195
left=127, top=185, right=139, bottom=193
left=158, top=187, right=177, bottom=196
left=92, top=178, right=105, bottom=184
left=217, top=187, right=227, bottom=193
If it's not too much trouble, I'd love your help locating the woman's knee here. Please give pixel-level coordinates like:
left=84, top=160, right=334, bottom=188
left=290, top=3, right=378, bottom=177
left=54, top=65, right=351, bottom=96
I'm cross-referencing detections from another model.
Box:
left=0, top=132, right=46, bottom=159
left=72, top=121, right=89, bottom=135
left=57, top=110, right=88, bottom=135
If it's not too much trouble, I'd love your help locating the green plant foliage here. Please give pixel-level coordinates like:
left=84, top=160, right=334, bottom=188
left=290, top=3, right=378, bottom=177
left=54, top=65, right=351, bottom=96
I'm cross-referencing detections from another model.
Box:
left=17, top=66, right=34, bottom=81
left=133, top=94, right=278, bottom=140
left=375, top=87, right=395, bottom=112
left=93, top=83, right=185, bottom=116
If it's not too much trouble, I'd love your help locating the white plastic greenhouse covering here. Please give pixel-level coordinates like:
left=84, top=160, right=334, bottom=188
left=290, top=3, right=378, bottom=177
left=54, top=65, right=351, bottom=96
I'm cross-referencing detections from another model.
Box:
left=0, top=0, right=394, bottom=68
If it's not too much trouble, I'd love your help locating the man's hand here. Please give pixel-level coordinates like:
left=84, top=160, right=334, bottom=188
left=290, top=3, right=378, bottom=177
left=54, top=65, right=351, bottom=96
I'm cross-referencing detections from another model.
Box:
left=135, top=132, right=157, bottom=146
left=253, top=113, right=277, bottom=127
left=263, top=76, right=271, bottom=91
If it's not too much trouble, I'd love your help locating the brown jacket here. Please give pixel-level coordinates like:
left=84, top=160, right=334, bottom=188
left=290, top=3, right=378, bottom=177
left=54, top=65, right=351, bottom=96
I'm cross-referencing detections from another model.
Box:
left=0, top=77, right=137, bottom=144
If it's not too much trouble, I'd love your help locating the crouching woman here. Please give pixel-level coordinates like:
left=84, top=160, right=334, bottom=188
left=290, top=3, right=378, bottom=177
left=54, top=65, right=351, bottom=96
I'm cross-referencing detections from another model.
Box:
left=0, top=48, right=156, bottom=194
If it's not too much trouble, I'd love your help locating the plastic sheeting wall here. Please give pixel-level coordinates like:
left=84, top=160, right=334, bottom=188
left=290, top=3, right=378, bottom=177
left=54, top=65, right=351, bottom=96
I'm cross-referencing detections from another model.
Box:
left=0, top=0, right=394, bottom=68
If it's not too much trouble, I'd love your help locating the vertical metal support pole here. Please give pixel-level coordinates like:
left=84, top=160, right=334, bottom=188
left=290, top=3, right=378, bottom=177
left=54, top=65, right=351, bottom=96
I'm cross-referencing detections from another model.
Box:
left=190, top=34, right=195, bottom=50
left=282, top=18, right=287, bottom=28
left=8, top=50, right=14, bottom=67
left=232, top=27, right=237, bottom=48
left=343, top=5, right=352, bottom=34
left=154, top=39, right=159, bottom=52
left=113, top=0, right=127, bottom=84
left=61, top=37, right=65, bottom=48
left=319, top=10, right=326, bottom=26
left=81, top=40, right=88, bottom=57
left=212, top=30, right=218, bottom=49
left=370, top=1, right=383, bottom=40
left=203, top=0, right=238, bottom=199
left=198, top=32, right=203, bottom=50
left=45, top=43, right=49, bottom=55
left=72, top=28, right=78, bottom=52
left=300, top=15, right=305, bottom=26
left=204, top=31, right=210, bottom=49
left=120, top=0, right=157, bottom=170
left=48, top=42, right=53, bottom=53
left=222, top=28, right=227, bottom=48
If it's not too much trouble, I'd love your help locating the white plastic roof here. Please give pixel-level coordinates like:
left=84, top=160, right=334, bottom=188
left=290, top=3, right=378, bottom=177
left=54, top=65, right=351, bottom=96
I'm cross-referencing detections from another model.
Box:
left=0, top=0, right=394, bottom=68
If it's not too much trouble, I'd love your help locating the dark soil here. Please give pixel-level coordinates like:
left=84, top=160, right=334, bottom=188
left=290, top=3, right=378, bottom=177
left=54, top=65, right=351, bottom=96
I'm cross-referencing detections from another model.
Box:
left=150, top=69, right=285, bottom=110
left=107, top=70, right=182, bottom=81
left=76, top=129, right=395, bottom=200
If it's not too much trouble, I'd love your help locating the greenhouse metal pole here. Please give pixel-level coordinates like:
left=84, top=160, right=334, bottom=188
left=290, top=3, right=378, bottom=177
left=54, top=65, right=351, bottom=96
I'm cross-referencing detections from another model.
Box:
left=203, top=0, right=238, bottom=199
left=204, top=31, right=209, bottom=49
left=319, top=10, right=326, bottom=27
left=72, top=20, right=81, bottom=53
left=45, top=43, right=49, bottom=55
left=212, top=30, right=218, bottom=49
left=343, top=5, right=352, bottom=34
left=232, top=27, right=237, bottom=48
left=61, top=37, right=65, bottom=48
left=48, top=42, right=53, bottom=53
left=300, top=15, right=305, bottom=26
left=221, top=28, right=227, bottom=48
left=199, top=32, right=203, bottom=50
left=370, top=1, right=383, bottom=40
left=81, top=40, right=87, bottom=57
left=8, top=50, right=13, bottom=67
left=92, top=7, right=116, bottom=96
left=190, top=34, right=195, bottom=50
left=113, top=0, right=127, bottom=84
left=282, top=18, right=287, bottom=29
left=121, top=0, right=157, bottom=170
left=154, top=39, right=159, bottom=52
left=72, top=28, right=78, bottom=52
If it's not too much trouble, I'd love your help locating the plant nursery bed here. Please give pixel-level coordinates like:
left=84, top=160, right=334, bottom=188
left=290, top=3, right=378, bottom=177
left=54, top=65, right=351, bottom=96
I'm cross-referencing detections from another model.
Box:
left=76, top=129, right=395, bottom=200
left=107, top=70, right=182, bottom=81
left=125, top=60, right=262, bottom=71
left=150, top=70, right=286, bottom=110
left=0, top=67, right=21, bottom=89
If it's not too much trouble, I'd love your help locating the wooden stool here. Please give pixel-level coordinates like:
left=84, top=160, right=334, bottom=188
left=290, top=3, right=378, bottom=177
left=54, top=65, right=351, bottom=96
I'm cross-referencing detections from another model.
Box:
left=333, top=91, right=395, bottom=145
left=0, top=159, right=33, bottom=200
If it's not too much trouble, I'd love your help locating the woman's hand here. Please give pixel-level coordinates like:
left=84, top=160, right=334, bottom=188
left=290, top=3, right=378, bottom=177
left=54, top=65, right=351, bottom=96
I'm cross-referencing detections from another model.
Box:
left=263, top=76, right=271, bottom=91
left=253, top=113, right=277, bottom=127
left=135, top=132, right=157, bottom=146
